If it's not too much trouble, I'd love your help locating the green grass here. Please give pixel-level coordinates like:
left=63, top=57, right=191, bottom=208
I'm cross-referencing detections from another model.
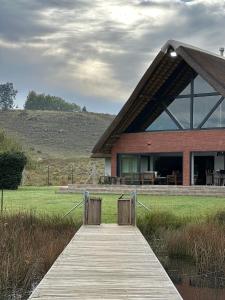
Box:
left=3, top=186, right=225, bottom=223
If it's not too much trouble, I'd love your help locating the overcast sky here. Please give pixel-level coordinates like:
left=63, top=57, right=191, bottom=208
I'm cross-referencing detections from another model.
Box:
left=0, top=0, right=225, bottom=114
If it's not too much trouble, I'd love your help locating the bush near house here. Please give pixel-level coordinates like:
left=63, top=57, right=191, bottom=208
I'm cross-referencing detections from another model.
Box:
left=0, top=152, right=27, bottom=189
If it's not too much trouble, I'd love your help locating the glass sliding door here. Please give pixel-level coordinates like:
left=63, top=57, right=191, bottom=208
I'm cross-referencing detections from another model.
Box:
left=119, top=154, right=139, bottom=176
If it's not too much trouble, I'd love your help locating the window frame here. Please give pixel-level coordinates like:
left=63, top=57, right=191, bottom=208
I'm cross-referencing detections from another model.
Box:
left=146, top=75, right=224, bottom=132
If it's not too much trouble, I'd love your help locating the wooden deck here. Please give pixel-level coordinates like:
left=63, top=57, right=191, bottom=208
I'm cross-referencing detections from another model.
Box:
left=29, top=224, right=182, bottom=299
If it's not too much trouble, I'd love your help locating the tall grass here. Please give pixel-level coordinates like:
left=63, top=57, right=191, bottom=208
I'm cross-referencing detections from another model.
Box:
left=0, top=129, right=22, bottom=153
left=0, top=212, right=81, bottom=299
left=166, top=222, right=225, bottom=273
left=138, top=210, right=225, bottom=275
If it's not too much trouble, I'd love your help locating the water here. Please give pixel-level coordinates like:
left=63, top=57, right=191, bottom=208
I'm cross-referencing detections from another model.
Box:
left=0, top=281, right=38, bottom=300
left=165, top=258, right=225, bottom=300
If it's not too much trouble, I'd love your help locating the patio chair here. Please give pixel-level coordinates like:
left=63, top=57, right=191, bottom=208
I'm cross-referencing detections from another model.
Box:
left=167, top=171, right=182, bottom=185
left=141, top=172, right=155, bottom=185
left=130, top=173, right=141, bottom=185
left=206, top=170, right=213, bottom=185
left=167, top=174, right=176, bottom=185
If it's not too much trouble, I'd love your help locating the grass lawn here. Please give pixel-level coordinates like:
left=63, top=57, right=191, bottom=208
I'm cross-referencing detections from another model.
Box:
left=2, top=186, right=225, bottom=223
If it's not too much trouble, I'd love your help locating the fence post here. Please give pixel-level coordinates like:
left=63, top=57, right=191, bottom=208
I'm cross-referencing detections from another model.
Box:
left=83, top=191, right=89, bottom=225
left=1, top=189, right=3, bottom=214
left=71, top=165, right=74, bottom=184
left=130, top=191, right=137, bottom=226
left=92, top=163, right=97, bottom=184
left=47, top=166, right=50, bottom=186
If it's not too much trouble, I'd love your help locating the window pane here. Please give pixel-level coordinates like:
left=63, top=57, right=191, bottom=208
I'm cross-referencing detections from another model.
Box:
left=194, top=75, right=216, bottom=93
left=121, top=155, right=138, bottom=174
left=146, top=111, right=178, bottom=131
left=203, top=99, right=225, bottom=128
left=180, top=83, right=191, bottom=95
left=194, top=95, right=221, bottom=128
left=168, top=98, right=190, bottom=128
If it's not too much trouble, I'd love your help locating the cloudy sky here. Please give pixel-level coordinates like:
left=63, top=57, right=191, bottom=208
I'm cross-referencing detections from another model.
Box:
left=0, top=0, right=225, bottom=113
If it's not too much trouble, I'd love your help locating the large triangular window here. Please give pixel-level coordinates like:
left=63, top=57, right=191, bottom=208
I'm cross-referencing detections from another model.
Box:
left=203, top=101, right=225, bottom=128
left=194, top=75, right=216, bottom=93
left=168, top=98, right=190, bottom=129
left=146, top=111, right=178, bottom=131
left=145, top=74, right=224, bottom=131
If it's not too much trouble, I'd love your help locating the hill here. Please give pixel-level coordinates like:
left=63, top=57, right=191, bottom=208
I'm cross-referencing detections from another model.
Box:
left=0, top=110, right=115, bottom=185
left=0, top=110, right=114, bottom=158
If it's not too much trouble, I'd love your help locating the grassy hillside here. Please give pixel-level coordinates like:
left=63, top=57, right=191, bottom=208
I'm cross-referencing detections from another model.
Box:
left=0, top=110, right=114, bottom=185
left=0, top=110, right=114, bottom=158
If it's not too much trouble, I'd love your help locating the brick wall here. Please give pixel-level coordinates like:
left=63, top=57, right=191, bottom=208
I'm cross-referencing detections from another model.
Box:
left=111, top=129, right=225, bottom=185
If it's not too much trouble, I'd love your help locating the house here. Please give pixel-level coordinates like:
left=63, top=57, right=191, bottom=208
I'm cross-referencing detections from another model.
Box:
left=92, top=40, right=225, bottom=186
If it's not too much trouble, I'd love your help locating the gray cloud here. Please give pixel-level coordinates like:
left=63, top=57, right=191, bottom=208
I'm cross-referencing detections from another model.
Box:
left=0, top=0, right=225, bottom=113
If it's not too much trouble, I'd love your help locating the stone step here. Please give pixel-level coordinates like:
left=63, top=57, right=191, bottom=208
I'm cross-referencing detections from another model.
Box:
left=67, top=184, right=225, bottom=190
left=65, top=188, right=225, bottom=193
left=59, top=186, right=225, bottom=196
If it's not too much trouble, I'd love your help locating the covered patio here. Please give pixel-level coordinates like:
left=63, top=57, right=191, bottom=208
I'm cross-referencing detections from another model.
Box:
left=191, top=151, right=225, bottom=185
left=100, top=151, right=225, bottom=186
left=100, top=153, right=183, bottom=185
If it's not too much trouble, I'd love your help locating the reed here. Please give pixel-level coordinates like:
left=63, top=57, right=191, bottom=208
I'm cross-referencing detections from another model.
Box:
left=138, top=210, right=225, bottom=275
left=0, top=212, right=81, bottom=299
left=137, top=211, right=189, bottom=237
left=166, top=222, right=225, bottom=273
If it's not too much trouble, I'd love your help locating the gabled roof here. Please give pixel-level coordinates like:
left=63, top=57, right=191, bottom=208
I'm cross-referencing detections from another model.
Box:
left=92, top=40, right=225, bottom=158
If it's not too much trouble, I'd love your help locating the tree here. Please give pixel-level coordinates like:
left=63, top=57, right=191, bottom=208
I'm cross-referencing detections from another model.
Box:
left=0, top=83, right=17, bottom=110
left=0, top=151, right=27, bottom=190
left=82, top=106, right=87, bottom=112
left=0, top=151, right=27, bottom=212
left=24, top=91, right=81, bottom=112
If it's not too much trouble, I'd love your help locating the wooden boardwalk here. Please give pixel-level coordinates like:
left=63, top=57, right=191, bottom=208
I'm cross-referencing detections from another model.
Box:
left=29, top=224, right=182, bottom=299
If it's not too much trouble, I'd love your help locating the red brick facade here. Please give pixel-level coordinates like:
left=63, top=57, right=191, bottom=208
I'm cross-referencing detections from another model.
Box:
left=111, top=129, right=225, bottom=185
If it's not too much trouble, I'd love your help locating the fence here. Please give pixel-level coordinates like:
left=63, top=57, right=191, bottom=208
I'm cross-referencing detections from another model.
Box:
left=22, top=160, right=104, bottom=186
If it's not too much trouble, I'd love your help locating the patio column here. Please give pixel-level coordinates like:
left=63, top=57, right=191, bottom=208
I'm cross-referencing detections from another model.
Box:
left=111, top=153, right=117, bottom=177
left=183, top=151, right=191, bottom=186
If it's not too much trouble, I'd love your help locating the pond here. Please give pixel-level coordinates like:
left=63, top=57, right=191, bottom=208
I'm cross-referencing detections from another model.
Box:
left=165, top=258, right=225, bottom=300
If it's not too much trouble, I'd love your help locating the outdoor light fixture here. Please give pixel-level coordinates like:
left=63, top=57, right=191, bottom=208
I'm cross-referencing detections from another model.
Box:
left=170, top=51, right=177, bottom=57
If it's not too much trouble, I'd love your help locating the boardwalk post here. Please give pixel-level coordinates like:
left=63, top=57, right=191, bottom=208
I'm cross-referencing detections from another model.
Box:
left=118, top=199, right=131, bottom=225
left=118, top=192, right=136, bottom=225
left=87, top=198, right=102, bottom=225
left=83, top=191, right=102, bottom=225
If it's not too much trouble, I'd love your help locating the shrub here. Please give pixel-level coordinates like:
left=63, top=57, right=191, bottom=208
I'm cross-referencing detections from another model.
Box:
left=0, top=129, right=22, bottom=152
left=0, top=151, right=27, bottom=189
left=137, top=211, right=186, bottom=237
left=212, top=210, right=225, bottom=225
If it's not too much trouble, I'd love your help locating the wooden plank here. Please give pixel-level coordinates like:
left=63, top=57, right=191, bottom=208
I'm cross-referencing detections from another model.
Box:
left=29, top=224, right=182, bottom=299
